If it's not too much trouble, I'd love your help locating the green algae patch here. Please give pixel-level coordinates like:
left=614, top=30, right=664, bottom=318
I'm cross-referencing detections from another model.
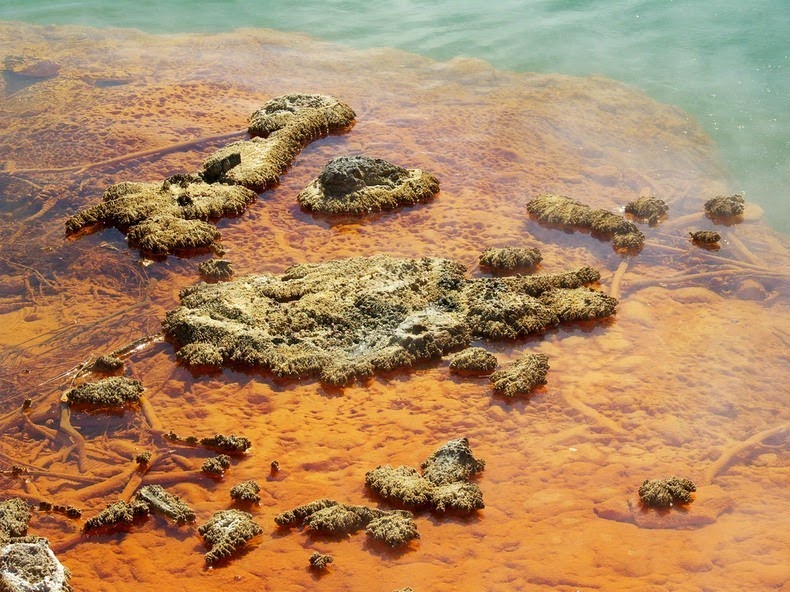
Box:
left=163, top=255, right=615, bottom=386
left=0, top=537, right=71, bottom=592
left=65, top=175, right=256, bottom=255
left=449, top=347, right=498, bottom=376
left=63, top=377, right=143, bottom=408
left=624, top=195, right=669, bottom=225
left=365, top=438, right=485, bottom=514
left=526, top=193, right=645, bottom=251
left=478, top=247, right=542, bottom=271
left=490, top=352, right=550, bottom=397
left=296, top=155, right=440, bottom=215
left=198, top=510, right=262, bottom=565
left=638, top=477, right=696, bottom=508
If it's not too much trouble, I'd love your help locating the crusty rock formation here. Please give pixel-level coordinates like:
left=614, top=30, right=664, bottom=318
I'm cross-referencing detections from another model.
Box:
left=449, top=347, right=498, bottom=376
left=478, top=247, right=542, bottom=271
left=0, top=537, right=71, bottom=592
left=198, top=510, right=262, bottom=564
left=638, top=476, right=696, bottom=508
left=624, top=196, right=669, bottom=225
left=490, top=352, right=550, bottom=397
left=63, top=377, right=143, bottom=407
left=704, top=194, right=745, bottom=218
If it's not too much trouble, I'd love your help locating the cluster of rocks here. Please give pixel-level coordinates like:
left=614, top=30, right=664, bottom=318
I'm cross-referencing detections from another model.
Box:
left=637, top=476, right=697, bottom=508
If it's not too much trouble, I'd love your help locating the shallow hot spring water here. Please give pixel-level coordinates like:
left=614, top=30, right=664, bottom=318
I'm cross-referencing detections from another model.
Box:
left=0, top=22, right=788, bottom=592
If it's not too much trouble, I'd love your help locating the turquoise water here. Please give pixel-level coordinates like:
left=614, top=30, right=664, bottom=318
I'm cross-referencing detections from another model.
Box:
left=2, top=0, right=788, bottom=231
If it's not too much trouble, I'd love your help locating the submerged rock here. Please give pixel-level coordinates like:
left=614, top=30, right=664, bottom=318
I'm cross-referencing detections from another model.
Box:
left=63, top=377, right=143, bottom=407
left=689, top=230, right=721, bottom=244
left=638, top=476, right=696, bottom=508
left=83, top=500, right=149, bottom=532
left=624, top=195, right=669, bottom=225
left=490, top=352, right=550, bottom=397
left=479, top=247, right=542, bottom=271
left=65, top=176, right=255, bottom=255
left=198, top=258, right=234, bottom=281
left=526, top=193, right=645, bottom=251
left=134, top=485, right=196, bottom=524
left=248, top=93, right=356, bottom=137
left=163, top=255, right=614, bottom=386
left=449, top=347, right=498, bottom=376
left=704, top=194, right=745, bottom=218
left=198, top=510, right=262, bottom=565
left=91, top=355, right=124, bottom=373
left=365, top=438, right=485, bottom=514
left=0, top=537, right=71, bottom=592
left=297, top=155, right=440, bottom=214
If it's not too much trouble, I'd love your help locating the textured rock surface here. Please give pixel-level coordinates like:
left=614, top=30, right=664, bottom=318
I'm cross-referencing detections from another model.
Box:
left=63, top=377, right=143, bottom=407
left=83, top=500, right=149, bottom=532
left=638, top=476, right=696, bottom=508
left=478, top=247, right=542, bottom=271
left=164, top=255, right=614, bottom=385
left=0, top=537, right=71, bottom=592
left=624, top=196, right=669, bottom=225
left=704, top=194, right=745, bottom=218
left=297, top=155, right=439, bottom=214
left=490, top=352, right=550, bottom=397
left=0, top=499, right=31, bottom=542
left=449, top=347, right=498, bottom=376
left=198, top=510, right=262, bottom=564
left=135, top=485, right=196, bottom=524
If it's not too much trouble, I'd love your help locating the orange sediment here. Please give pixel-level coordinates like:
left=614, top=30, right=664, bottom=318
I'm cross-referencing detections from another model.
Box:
left=0, top=21, right=788, bottom=592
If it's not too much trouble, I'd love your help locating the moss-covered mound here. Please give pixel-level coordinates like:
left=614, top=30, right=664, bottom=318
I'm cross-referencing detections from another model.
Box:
left=490, top=352, right=550, bottom=397
left=526, top=193, right=645, bottom=251
left=365, top=438, right=485, bottom=514
left=704, top=194, right=745, bottom=218
left=163, top=255, right=616, bottom=385
left=689, top=230, right=721, bottom=244
left=478, top=247, right=542, bottom=271
left=198, top=259, right=234, bottom=281
left=230, top=480, right=261, bottom=504
left=83, top=500, right=149, bottom=532
left=638, top=477, right=696, bottom=508
left=198, top=510, right=262, bottom=565
left=134, top=485, right=196, bottom=524
left=449, top=347, right=498, bottom=376
left=296, top=155, right=440, bottom=214
left=624, top=196, right=669, bottom=225
left=63, top=377, right=143, bottom=407
left=0, top=499, right=31, bottom=543
left=65, top=175, right=256, bottom=255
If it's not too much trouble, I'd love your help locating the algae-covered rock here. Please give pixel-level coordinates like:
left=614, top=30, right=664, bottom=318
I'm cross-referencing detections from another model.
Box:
left=704, top=194, right=745, bottom=218
left=365, top=439, right=485, bottom=514
left=91, top=355, right=124, bottom=373
left=198, top=510, right=262, bottom=565
left=624, top=196, right=669, bottom=225
left=689, top=230, right=721, bottom=244
left=638, top=477, right=696, bottom=508
left=365, top=511, right=420, bottom=547
left=478, top=247, right=542, bottom=271
left=202, top=94, right=356, bottom=190
left=449, top=347, right=498, bottom=376
left=296, top=155, right=440, bottom=214
left=0, top=537, right=71, bottom=592
left=83, top=500, right=149, bottom=532
left=65, top=175, right=256, bottom=255
left=0, top=499, right=31, bottom=542
left=230, top=480, right=261, bottom=504
left=202, top=455, right=232, bottom=476
left=163, top=255, right=613, bottom=385
left=537, top=287, right=618, bottom=323
left=490, top=352, right=550, bottom=397
left=134, top=485, right=196, bottom=524
left=526, top=193, right=645, bottom=251
left=199, top=434, right=252, bottom=454
left=275, top=499, right=338, bottom=528
left=309, top=551, right=334, bottom=571
left=63, top=376, right=143, bottom=407
left=198, top=259, right=234, bottom=281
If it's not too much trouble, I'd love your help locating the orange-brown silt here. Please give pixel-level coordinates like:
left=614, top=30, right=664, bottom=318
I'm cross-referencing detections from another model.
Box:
left=0, top=20, right=788, bottom=592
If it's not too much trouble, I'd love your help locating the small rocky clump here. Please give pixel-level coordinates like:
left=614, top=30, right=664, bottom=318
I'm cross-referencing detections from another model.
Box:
left=0, top=537, right=71, bottom=592
left=0, top=499, right=31, bottom=542
left=91, top=355, right=124, bottom=373
left=198, top=259, right=234, bottom=281
left=490, top=352, right=550, bottom=397
left=296, top=155, right=440, bottom=215
left=638, top=477, right=697, bottom=508
left=163, top=255, right=615, bottom=386
left=449, top=347, right=498, bottom=376
left=365, top=438, right=485, bottom=514
left=478, top=247, right=542, bottom=271
left=230, top=480, right=261, bottom=504
left=198, top=510, right=262, bottom=565
left=63, top=377, right=143, bottom=407
left=202, top=455, right=232, bottom=476
left=37, top=502, right=82, bottom=519
left=134, top=485, right=196, bottom=524
left=83, top=500, right=149, bottom=532
left=309, top=551, right=334, bottom=571
left=526, top=193, right=645, bottom=251
left=199, top=434, right=252, bottom=455
left=704, top=194, right=745, bottom=218
left=689, top=230, right=721, bottom=244
left=134, top=451, right=152, bottom=466
left=275, top=501, right=419, bottom=547
left=624, top=196, right=669, bottom=225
